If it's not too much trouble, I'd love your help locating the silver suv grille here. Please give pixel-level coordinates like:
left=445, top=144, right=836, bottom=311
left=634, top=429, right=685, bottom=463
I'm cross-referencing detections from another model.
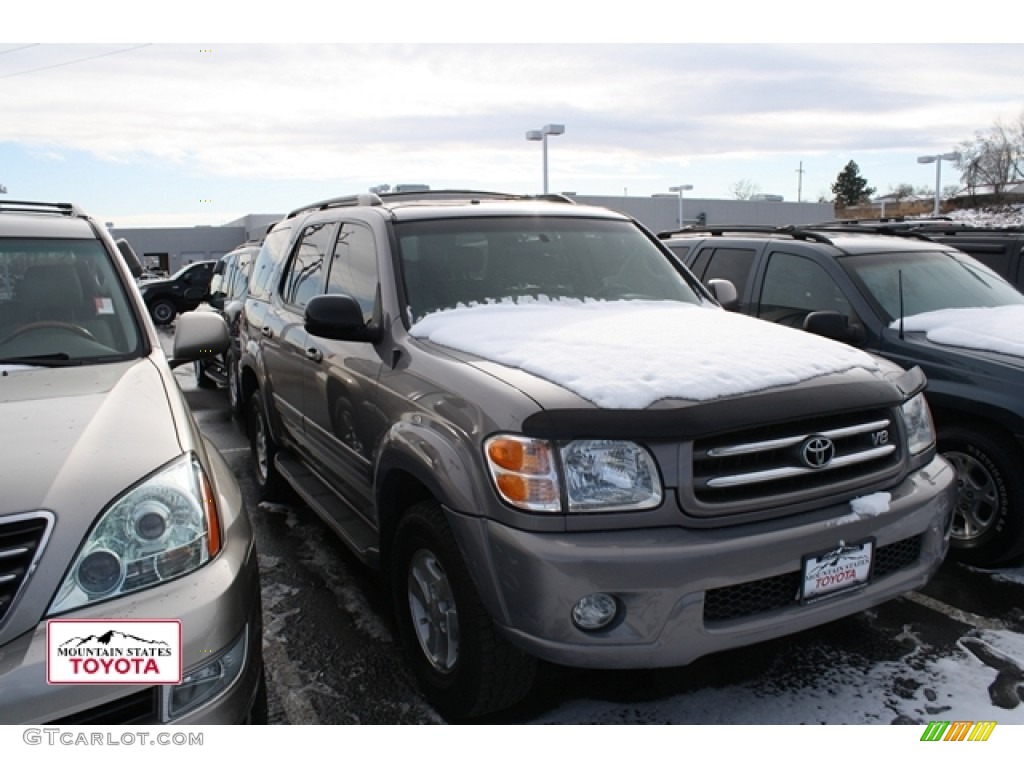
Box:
left=0, top=513, right=51, bottom=624
left=691, top=407, right=902, bottom=510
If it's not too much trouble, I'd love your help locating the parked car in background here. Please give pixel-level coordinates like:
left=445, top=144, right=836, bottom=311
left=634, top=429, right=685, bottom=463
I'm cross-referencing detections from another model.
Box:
left=138, top=259, right=217, bottom=325
left=195, top=242, right=259, bottom=412
left=664, top=224, right=1024, bottom=566
left=237, top=189, right=953, bottom=719
left=0, top=200, right=265, bottom=724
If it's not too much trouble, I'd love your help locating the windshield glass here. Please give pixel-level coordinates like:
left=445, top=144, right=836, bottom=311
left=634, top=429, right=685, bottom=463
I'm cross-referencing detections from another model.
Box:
left=0, top=238, right=143, bottom=364
left=396, top=216, right=704, bottom=322
left=841, top=249, right=1024, bottom=321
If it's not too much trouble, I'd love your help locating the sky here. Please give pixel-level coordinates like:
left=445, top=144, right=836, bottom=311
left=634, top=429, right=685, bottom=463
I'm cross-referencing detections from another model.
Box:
left=2, top=7, right=1023, bottom=228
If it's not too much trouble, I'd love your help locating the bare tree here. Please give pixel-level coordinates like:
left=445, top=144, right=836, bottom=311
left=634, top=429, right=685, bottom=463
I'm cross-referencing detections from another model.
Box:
left=954, top=111, right=1024, bottom=201
left=730, top=178, right=761, bottom=200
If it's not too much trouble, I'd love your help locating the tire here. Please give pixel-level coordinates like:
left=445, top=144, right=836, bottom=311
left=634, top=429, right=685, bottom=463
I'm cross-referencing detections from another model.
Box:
left=149, top=298, right=177, bottom=326
left=247, top=389, right=288, bottom=501
left=227, top=355, right=243, bottom=417
left=195, top=359, right=217, bottom=389
left=940, top=424, right=1024, bottom=566
left=391, top=500, right=537, bottom=720
left=244, top=667, right=269, bottom=725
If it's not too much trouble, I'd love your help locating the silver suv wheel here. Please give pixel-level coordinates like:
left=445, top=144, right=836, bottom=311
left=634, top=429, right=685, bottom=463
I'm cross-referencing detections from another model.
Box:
left=407, top=548, right=460, bottom=673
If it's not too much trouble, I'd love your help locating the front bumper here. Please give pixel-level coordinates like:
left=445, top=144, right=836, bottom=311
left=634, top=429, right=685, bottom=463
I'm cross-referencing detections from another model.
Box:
left=450, top=456, right=955, bottom=669
left=0, top=496, right=262, bottom=725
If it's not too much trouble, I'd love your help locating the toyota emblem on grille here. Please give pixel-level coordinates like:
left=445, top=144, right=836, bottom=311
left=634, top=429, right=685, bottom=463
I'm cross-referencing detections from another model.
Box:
left=801, top=435, right=835, bottom=469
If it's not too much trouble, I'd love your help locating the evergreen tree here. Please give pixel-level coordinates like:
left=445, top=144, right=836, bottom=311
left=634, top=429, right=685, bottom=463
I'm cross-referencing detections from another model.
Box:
left=831, top=161, right=876, bottom=207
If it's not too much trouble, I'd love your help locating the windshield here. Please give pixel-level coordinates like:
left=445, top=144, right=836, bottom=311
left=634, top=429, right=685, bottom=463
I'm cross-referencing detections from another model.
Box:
left=0, top=238, right=143, bottom=364
left=396, top=216, right=704, bottom=322
left=841, top=249, right=1024, bottom=322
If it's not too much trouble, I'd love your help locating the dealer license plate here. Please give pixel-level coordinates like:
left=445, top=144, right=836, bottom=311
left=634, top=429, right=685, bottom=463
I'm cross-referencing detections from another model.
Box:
left=802, top=540, right=874, bottom=601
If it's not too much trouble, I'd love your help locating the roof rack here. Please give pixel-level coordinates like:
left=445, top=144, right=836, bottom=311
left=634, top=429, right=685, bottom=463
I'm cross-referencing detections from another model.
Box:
left=0, top=200, right=85, bottom=216
left=658, top=224, right=838, bottom=245
left=286, top=189, right=575, bottom=219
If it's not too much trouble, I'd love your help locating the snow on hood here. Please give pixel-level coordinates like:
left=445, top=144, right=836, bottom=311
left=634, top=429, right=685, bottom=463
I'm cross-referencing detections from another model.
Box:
left=410, top=299, right=880, bottom=409
left=890, top=305, right=1024, bottom=358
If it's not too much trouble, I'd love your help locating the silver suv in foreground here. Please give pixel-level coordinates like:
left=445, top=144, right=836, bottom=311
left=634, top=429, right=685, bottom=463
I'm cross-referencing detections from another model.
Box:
left=239, top=190, right=956, bottom=720
left=0, top=201, right=265, bottom=724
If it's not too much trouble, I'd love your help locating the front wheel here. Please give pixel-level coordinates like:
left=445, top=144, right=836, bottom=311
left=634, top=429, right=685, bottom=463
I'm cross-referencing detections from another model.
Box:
left=391, top=501, right=536, bottom=720
left=940, top=424, right=1024, bottom=566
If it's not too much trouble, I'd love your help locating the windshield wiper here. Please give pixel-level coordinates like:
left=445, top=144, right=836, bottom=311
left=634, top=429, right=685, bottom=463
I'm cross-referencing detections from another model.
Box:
left=0, top=353, right=84, bottom=367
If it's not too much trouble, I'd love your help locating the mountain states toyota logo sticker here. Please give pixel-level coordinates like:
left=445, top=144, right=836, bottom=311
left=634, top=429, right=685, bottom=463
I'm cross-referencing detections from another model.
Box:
left=47, top=619, right=182, bottom=684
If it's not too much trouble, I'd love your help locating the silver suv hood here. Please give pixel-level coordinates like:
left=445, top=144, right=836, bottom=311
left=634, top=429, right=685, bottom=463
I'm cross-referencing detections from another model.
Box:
left=0, top=359, right=183, bottom=516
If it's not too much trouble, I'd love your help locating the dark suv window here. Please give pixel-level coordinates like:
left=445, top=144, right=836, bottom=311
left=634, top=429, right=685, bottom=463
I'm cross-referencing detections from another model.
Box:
left=327, top=223, right=379, bottom=324
left=248, top=225, right=293, bottom=302
left=691, top=247, right=756, bottom=303
left=283, top=222, right=335, bottom=310
left=758, top=251, right=854, bottom=327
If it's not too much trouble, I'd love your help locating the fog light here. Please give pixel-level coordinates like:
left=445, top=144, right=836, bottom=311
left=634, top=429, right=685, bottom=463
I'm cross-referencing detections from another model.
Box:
left=571, top=593, right=619, bottom=631
left=165, top=629, right=248, bottom=720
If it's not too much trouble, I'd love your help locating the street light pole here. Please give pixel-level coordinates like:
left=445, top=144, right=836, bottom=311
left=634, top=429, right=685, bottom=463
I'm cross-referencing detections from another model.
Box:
left=669, top=185, right=693, bottom=228
left=526, top=124, right=565, bottom=194
left=917, top=151, right=961, bottom=217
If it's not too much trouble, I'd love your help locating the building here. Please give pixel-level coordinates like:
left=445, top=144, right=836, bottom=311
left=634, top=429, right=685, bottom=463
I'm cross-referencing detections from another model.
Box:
left=111, top=196, right=834, bottom=274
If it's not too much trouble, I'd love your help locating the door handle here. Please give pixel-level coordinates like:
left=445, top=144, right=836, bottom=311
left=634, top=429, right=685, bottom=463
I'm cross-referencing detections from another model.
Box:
left=306, top=347, right=323, bottom=363
left=261, top=326, right=273, bottom=338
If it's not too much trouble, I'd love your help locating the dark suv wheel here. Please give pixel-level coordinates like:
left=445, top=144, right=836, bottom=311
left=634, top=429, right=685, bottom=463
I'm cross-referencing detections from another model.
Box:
left=149, top=298, right=177, bottom=325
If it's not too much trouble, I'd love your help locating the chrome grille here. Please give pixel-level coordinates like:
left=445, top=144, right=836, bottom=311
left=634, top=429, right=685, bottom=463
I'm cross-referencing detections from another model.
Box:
left=0, top=513, right=52, bottom=624
left=692, top=408, right=901, bottom=508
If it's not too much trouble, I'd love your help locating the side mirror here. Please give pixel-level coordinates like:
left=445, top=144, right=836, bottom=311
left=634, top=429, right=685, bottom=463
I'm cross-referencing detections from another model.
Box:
left=804, top=310, right=866, bottom=346
left=169, top=311, right=229, bottom=368
left=305, top=294, right=382, bottom=343
left=706, top=278, right=739, bottom=311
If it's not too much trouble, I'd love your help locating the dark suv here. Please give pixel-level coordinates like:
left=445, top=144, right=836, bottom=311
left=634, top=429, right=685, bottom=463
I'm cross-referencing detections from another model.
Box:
left=138, top=259, right=218, bottom=325
left=195, top=242, right=258, bottom=411
left=664, top=224, right=1024, bottom=566
left=238, top=191, right=953, bottom=719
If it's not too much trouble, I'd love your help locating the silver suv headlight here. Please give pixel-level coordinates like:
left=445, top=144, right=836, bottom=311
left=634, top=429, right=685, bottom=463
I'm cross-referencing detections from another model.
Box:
left=484, top=435, right=662, bottom=513
left=901, top=393, right=936, bottom=455
left=48, top=453, right=223, bottom=616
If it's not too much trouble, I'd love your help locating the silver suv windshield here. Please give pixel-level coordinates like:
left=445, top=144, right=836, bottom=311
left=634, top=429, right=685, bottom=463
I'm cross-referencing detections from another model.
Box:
left=841, top=248, right=1024, bottom=321
left=0, top=238, right=142, bottom=364
left=396, top=216, right=704, bottom=322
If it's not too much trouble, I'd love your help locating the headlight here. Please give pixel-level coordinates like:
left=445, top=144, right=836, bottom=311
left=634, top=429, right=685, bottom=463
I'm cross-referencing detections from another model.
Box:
left=561, top=440, right=662, bottom=512
left=48, top=453, right=222, bottom=616
left=901, top=393, right=936, bottom=455
left=484, top=435, right=662, bottom=513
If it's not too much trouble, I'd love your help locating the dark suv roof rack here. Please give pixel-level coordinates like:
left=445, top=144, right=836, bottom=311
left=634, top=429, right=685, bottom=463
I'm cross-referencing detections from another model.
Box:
left=659, top=224, right=839, bottom=245
left=0, top=200, right=85, bottom=216
left=287, top=190, right=575, bottom=219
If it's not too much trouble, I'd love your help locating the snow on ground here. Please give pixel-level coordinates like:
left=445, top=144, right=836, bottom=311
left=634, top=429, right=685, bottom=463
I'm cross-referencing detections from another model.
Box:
left=410, top=299, right=878, bottom=408
left=894, top=305, right=1024, bottom=357
left=941, top=205, right=1024, bottom=227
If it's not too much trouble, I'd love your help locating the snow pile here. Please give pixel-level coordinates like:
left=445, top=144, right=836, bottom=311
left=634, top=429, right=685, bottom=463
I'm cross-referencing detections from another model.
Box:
left=892, top=305, right=1024, bottom=358
left=924, top=205, right=1024, bottom=227
left=410, top=299, right=879, bottom=409
left=848, top=492, right=891, bottom=517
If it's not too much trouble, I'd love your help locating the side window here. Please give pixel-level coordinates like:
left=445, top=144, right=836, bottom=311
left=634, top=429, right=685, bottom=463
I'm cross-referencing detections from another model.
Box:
left=248, top=226, right=292, bottom=302
left=284, top=222, right=335, bottom=310
left=702, top=247, right=756, bottom=300
left=758, top=251, right=854, bottom=327
left=327, top=222, right=379, bottom=325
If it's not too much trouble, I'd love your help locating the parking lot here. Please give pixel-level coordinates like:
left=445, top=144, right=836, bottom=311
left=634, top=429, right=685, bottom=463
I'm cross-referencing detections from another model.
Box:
left=172, top=345, right=1024, bottom=725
